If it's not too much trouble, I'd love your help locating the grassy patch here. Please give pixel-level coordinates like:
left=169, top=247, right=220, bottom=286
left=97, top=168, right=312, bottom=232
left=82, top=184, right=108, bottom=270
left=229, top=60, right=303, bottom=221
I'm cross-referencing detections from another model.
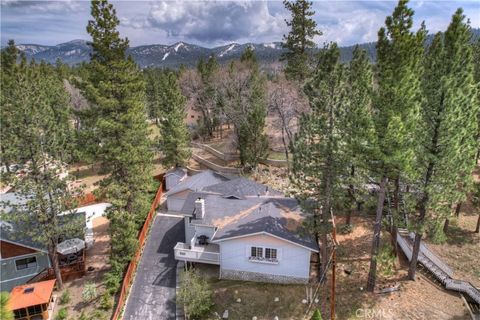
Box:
left=207, top=279, right=310, bottom=319
left=267, top=151, right=287, bottom=160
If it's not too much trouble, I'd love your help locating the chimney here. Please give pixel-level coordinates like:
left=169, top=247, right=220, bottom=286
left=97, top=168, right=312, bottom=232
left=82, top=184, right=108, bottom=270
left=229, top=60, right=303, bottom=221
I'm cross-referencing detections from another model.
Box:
left=194, top=198, right=205, bottom=219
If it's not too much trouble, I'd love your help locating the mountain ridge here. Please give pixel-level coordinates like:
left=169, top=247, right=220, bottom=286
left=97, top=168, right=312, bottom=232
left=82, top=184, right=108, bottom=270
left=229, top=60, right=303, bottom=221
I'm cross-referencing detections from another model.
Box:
left=10, top=28, right=479, bottom=68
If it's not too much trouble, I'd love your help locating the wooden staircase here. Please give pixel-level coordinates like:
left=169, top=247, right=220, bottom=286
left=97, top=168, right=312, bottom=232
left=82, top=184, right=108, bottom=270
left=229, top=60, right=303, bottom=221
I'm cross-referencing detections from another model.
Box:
left=396, top=229, right=480, bottom=306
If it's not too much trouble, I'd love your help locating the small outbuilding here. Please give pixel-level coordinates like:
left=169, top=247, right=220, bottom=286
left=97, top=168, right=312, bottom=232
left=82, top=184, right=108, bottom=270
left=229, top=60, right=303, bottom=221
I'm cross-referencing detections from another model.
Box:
left=8, top=279, right=56, bottom=320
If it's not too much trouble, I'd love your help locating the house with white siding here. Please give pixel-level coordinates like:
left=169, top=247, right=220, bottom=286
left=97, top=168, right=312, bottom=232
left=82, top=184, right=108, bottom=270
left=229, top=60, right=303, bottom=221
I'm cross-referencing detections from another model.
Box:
left=169, top=170, right=318, bottom=284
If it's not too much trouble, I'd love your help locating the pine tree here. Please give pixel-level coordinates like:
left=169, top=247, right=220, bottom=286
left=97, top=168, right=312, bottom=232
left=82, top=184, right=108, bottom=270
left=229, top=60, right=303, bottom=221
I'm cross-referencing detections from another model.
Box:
left=408, top=9, right=479, bottom=280
left=311, top=309, right=323, bottom=320
left=0, top=40, right=19, bottom=176
left=1, top=61, right=80, bottom=290
left=156, top=72, right=191, bottom=168
left=366, top=0, right=426, bottom=291
left=81, top=0, right=153, bottom=288
left=344, top=46, right=375, bottom=226
left=473, top=39, right=480, bottom=162
left=291, top=43, right=348, bottom=280
left=281, top=0, right=321, bottom=81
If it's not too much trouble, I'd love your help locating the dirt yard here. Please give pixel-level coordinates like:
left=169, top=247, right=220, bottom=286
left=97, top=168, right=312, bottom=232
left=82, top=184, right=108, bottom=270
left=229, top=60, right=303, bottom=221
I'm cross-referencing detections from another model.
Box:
left=199, top=214, right=474, bottom=320
left=69, top=163, right=107, bottom=193
left=332, top=216, right=471, bottom=320
left=53, top=216, right=113, bottom=320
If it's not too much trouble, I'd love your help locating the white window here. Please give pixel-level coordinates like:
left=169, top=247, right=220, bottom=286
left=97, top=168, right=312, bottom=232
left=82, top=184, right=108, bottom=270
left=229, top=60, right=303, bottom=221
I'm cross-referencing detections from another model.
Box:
left=265, top=248, right=277, bottom=260
left=249, top=246, right=278, bottom=263
left=251, top=246, right=263, bottom=258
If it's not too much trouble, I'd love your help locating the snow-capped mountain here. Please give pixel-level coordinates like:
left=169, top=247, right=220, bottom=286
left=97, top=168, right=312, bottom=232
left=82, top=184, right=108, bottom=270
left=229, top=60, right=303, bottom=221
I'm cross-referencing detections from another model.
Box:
left=9, top=28, right=480, bottom=68
left=15, top=40, right=286, bottom=68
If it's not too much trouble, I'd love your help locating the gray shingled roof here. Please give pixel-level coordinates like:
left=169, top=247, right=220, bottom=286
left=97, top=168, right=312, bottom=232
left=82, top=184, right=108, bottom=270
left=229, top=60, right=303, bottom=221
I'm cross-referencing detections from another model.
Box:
left=165, top=167, right=187, bottom=178
left=180, top=192, right=318, bottom=251
left=1, top=193, right=86, bottom=251
left=203, top=177, right=283, bottom=199
left=212, top=198, right=318, bottom=251
left=165, top=170, right=230, bottom=196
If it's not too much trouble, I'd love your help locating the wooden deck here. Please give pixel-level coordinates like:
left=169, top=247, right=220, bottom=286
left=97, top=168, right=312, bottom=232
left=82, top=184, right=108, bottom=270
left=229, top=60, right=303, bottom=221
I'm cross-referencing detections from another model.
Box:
left=397, top=229, right=480, bottom=305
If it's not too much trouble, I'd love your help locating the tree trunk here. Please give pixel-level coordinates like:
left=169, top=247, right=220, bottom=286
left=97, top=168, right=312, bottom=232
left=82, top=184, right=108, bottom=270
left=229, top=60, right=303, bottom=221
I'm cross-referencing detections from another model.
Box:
left=346, top=165, right=356, bottom=226
left=454, top=202, right=462, bottom=217
left=319, top=233, right=328, bottom=283
left=443, top=218, right=450, bottom=234
left=393, top=177, right=400, bottom=213
left=49, top=246, right=63, bottom=289
left=366, top=175, right=388, bottom=292
left=280, top=127, right=290, bottom=165
left=475, top=214, right=479, bottom=233
left=391, top=177, right=401, bottom=257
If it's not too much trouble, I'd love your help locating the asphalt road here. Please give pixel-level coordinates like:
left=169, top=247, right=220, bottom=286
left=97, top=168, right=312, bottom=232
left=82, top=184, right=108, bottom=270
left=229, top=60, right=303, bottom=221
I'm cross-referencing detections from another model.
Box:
left=123, top=214, right=185, bottom=320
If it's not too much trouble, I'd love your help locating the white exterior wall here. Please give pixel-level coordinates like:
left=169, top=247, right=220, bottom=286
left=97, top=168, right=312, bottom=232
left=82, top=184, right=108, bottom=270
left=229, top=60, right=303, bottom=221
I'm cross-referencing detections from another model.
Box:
left=218, top=233, right=311, bottom=280
left=184, top=218, right=196, bottom=244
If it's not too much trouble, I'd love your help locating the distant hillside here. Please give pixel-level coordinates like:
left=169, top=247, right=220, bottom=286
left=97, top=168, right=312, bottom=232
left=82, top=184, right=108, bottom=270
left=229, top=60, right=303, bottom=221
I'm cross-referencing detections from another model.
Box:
left=10, top=28, right=479, bottom=68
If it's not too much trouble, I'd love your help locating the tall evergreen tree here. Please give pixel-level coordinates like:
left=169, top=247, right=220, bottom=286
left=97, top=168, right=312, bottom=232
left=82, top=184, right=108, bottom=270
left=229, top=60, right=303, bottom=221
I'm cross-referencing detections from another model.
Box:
left=281, top=0, right=321, bottom=81
left=408, top=9, right=479, bottom=280
left=0, top=40, right=19, bottom=176
left=291, top=43, right=348, bottom=280
left=81, top=0, right=153, bottom=289
left=344, top=46, right=376, bottom=226
left=1, top=61, right=81, bottom=290
left=366, top=0, right=426, bottom=291
left=156, top=72, right=191, bottom=168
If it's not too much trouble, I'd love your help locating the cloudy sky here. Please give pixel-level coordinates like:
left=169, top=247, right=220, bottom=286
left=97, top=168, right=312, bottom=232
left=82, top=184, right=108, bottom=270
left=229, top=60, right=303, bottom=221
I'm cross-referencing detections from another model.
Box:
left=1, top=0, right=479, bottom=47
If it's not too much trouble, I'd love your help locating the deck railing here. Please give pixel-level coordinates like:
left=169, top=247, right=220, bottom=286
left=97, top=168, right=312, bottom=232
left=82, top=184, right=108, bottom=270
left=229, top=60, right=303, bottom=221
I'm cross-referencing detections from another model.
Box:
left=174, top=242, right=220, bottom=264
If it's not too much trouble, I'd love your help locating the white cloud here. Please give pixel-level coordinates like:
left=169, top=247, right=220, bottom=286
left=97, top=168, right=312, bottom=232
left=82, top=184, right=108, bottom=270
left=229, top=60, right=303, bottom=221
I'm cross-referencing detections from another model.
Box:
left=1, top=0, right=81, bottom=13
left=122, top=0, right=287, bottom=46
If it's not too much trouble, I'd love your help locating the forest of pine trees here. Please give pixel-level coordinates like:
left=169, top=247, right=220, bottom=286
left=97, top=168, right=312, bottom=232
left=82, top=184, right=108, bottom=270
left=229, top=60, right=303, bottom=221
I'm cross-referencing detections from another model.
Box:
left=0, top=0, right=478, bottom=318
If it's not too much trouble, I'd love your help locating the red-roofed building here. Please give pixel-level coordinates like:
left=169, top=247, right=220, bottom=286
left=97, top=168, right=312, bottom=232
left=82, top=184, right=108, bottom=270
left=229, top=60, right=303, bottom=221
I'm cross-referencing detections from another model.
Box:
left=8, top=279, right=56, bottom=320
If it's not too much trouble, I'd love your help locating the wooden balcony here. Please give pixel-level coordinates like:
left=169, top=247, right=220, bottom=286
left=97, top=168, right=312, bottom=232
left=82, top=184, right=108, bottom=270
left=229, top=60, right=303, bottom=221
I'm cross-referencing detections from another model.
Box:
left=174, top=242, right=220, bottom=265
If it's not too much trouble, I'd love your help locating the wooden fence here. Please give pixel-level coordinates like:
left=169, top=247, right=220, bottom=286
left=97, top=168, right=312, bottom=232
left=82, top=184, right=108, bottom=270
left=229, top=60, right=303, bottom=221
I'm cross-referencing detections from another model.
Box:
left=191, top=141, right=288, bottom=168
left=111, top=178, right=165, bottom=320
left=191, top=154, right=243, bottom=174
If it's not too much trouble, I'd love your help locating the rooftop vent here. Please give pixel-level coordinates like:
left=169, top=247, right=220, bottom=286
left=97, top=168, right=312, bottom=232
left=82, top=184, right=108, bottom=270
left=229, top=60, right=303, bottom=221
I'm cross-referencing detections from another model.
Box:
left=24, top=287, right=34, bottom=294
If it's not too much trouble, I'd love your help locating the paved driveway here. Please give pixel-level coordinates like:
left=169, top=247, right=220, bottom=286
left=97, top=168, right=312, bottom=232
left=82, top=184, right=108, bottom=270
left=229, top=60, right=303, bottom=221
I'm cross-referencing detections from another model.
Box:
left=123, top=214, right=185, bottom=320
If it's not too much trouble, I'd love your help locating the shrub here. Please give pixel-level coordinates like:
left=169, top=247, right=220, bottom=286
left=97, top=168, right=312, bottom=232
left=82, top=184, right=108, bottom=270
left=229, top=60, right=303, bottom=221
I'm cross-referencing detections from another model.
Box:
left=103, top=265, right=123, bottom=295
left=88, top=310, right=107, bottom=320
left=177, top=269, right=213, bottom=318
left=428, top=220, right=447, bottom=244
left=311, top=309, right=323, bottom=320
left=59, top=289, right=71, bottom=305
left=82, top=282, right=97, bottom=302
left=54, top=307, right=68, bottom=320
left=0, top=292, right=14, bottom=320
left=100, top=292, right=113, bottom=310
left=378, top=244, right=396, bottom=277
left=339, top=224, right=353, bottom=234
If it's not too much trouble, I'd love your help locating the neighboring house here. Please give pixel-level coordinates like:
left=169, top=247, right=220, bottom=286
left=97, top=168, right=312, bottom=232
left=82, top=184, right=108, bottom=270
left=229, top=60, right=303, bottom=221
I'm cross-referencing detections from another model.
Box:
left=164, top=167, right=188, bottom=191
left=170, top=170, right=319, bottom=284
left=0, top=193, right=109, bottom=292
left=8, top=279, right=56, bottom=320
